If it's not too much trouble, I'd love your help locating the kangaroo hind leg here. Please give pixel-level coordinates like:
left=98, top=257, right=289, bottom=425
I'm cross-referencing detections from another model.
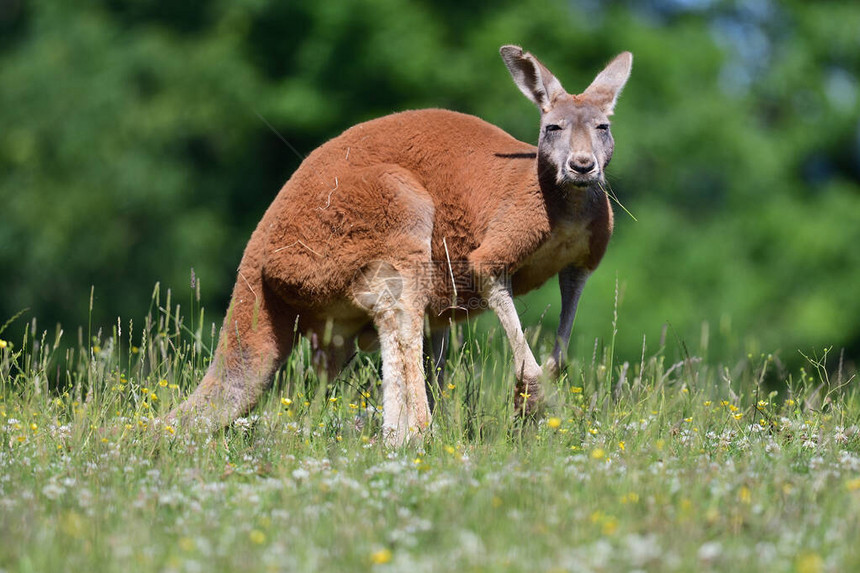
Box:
left=349, top=166, right=435, bottom=446
left=368, top=291, right=428, bottom=446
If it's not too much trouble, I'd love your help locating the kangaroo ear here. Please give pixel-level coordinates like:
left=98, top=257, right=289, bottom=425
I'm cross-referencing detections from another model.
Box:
left=582, top=52, right=632, bottom=115
left=500, top=45, right=567, bottom=113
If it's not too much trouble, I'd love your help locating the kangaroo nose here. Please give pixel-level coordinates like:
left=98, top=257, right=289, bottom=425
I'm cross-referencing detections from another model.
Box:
left=569, top=154, right=595, bottom=174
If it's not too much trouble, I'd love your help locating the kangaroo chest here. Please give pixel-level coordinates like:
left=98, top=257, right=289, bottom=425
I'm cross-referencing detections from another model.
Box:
left=511, top=217, right=593, bottom=295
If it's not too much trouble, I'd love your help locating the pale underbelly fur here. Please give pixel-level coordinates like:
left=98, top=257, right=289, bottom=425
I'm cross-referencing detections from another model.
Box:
left=513, top=218, right=592, bottom=293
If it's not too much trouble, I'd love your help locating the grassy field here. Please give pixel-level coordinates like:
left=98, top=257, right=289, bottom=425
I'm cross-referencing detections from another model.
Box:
left=0, top=291, right=858, bottom=572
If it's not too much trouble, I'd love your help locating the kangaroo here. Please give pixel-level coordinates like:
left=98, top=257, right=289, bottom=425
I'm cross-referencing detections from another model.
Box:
left=167, top=46, right=632, bottom=446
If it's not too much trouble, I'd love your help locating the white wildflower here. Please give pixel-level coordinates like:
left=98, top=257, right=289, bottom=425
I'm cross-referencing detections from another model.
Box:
left=625, top=533, right=661, bottom=567
left=834, top=426, right=848, bottom=444
left=698, top=541, right=722, bottom=563
left=589, top=539, right=613, bottom=569
left=292, top=468, right=310, bottom=480
left=42, top=482, right=65, bottom=500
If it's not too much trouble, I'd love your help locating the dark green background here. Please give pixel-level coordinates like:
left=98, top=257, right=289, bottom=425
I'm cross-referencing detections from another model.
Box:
left=1, top=0, right=858, bottom=369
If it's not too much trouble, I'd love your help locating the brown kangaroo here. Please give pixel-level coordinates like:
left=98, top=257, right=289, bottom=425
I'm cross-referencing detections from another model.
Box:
left=167, top=46, right=632, bottom=446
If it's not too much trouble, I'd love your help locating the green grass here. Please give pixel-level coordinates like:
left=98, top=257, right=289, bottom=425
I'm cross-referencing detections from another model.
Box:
left=0, top=292, right=859, bottom=572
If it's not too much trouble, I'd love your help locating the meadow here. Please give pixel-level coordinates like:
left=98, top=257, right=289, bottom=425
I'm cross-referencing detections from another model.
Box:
left=0, top=287, right=858, bottom=572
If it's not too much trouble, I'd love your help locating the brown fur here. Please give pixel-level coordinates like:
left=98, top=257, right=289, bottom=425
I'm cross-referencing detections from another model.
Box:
left=168, top=46, right=632, bottom=445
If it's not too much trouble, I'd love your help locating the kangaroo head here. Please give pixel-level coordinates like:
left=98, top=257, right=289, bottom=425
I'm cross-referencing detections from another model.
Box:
left=500, top=46, right=632, bottom=190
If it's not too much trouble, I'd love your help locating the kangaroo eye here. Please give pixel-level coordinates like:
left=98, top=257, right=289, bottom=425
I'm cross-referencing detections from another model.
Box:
left=596, top=123, right=610, bottom=131
left=544, top=124, right=562, bottom=134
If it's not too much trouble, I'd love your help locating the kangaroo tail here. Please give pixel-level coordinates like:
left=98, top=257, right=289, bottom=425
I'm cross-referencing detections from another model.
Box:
left=167, top=262, right=294, bottom=431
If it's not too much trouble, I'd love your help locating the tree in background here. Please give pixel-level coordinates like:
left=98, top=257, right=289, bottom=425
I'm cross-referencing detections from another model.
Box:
left=0, top=0, right=858, bottom=368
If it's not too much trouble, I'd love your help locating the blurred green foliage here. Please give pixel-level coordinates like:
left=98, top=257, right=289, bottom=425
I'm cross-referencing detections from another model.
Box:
left=1, top=0, right=858, bottom=367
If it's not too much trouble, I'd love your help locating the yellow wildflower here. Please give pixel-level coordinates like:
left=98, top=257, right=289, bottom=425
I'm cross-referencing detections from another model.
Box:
left=370, top=549, right=392, bottom=565
left=795, top=552, right=823, bottom=573
left=547, top=417, right=562, bottom=429
left=601, top=517, right=618, bottom=535
left=249, top=529, right=266, bottom=544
